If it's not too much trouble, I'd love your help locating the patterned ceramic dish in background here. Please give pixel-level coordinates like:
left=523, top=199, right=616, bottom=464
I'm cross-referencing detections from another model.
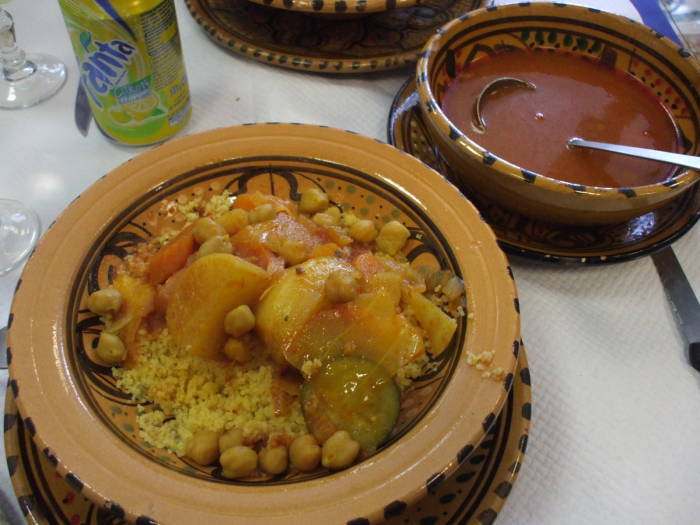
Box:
left=185, top=0, right=483, bottom=74
left=245, top=0, right=417, bottom=16
left=7, top=124, right=519, bottom=524
left=416, top=3, right=700, bottom=225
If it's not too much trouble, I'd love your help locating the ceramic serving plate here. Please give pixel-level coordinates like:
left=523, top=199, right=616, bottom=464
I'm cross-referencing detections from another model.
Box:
left=245, top=0, right=418, bottom=16
left=7, top=124, right=519, bottom=524
left=185, top=0, right=482, bottom=74
left=3, top=347, right=532, bottom=524
left=388, top=78, right=700, bottom=265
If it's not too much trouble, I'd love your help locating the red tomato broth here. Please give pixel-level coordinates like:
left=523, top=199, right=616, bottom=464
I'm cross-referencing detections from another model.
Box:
left=440, top=49, right=681, bottom=188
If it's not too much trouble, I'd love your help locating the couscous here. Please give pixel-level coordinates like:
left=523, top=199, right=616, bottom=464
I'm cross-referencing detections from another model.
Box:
left=87, top=187, right=465, bottom=479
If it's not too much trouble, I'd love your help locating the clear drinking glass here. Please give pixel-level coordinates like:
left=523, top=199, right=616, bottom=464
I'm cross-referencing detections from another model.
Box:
left=0, top=7, right=66, bottom=109
left=0, top=200, right=40, bottom=276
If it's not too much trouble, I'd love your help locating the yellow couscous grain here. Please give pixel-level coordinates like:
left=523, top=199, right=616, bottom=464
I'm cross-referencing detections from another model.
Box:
left=114, top=330, right=306, bottom=456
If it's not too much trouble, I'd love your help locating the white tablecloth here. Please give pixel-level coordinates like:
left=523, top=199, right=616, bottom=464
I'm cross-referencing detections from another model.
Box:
left=2, top=0, right=699, bottom=523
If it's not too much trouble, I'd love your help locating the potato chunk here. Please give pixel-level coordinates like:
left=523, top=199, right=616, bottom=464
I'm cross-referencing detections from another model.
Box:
left=166, top=253, right=270, bottom=358
left=256, top=257, right=354, bottom=365
left=404, top=288, right=457, bottom=355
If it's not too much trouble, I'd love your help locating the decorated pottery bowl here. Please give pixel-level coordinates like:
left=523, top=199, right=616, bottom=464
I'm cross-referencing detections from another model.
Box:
left=416, top=3, right=700, bottom=225
left=7, top=124, right=519, bottom=524
left=244, top=0, right=417, bottom=16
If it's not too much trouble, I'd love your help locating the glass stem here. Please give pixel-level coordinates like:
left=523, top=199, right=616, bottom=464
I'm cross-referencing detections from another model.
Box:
left=0, top=8, right=35, bottom=82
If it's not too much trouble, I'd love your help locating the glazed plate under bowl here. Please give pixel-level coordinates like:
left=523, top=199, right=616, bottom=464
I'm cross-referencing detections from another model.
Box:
left=7, top=124, right=519, bottom=524
left=416, top=3, right=700, bottom=225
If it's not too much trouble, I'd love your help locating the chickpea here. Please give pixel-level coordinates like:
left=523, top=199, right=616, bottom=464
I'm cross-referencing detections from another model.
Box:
left=289, top=434, right=321, bottom=472
left=195, top=235, right=233, bottom=260
left=220, top=446, right=258, bottom=479
left=325, top=270, right=358, bottom=303
left=224, top=305, right=256, bottom=337
left=278, top=239, right=308, bottom=266
left=248, top=203, right=276, bottom=224
left=325, top=206, right=341, bottom=220
left=259, top=445, right=288, bottom=475
left=223, top=338, right=251, bottom=363
left=96, top=332, right=127, bottom=365
left=312, top=212, right=338, bottom=228
left=321, top=430, right=360, bottom=470
left=376, top=220, right=410, bottom=255
left=340, top=212, right=358, bottom=228
left=185, top=430, right=221, bottom=466
left=193, top=217, right=227, bottom=244
left=299, top=188, right=329, bottom=214
left=219, top=428, right=244, bottom=453
left=215, top=208, right=248, bottom=235
left=86, top=288, right=123, bottom=316
left=348, top=220, right=377, bottom=243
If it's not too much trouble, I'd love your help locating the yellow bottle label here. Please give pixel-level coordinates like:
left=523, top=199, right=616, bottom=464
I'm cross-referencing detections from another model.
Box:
left=58, top=0, right=191, bottom=145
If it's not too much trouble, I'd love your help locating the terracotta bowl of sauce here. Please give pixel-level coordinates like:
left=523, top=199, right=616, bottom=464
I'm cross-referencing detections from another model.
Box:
left=416, top=3, right=700, bottom=225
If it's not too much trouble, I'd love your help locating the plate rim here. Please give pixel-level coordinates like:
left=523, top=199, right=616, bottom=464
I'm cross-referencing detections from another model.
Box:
left=3, top=346, right=532, bottom=525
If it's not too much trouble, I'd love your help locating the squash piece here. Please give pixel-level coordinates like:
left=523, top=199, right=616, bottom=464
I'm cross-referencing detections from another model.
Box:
left=287, top=289, right=424, bottom=374
left=110, top=274, right=156, bottom=367
left=301, top=357, right=400, bottom=453
left=166, top=253, right=270, bottom=358
left=255, top=257, right=353, bottom=364
left=404, top=288, right=457, bottom=355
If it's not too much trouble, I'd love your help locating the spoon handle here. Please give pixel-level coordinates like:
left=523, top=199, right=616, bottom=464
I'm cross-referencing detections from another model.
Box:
left=568, top=137, right=700, bottom=171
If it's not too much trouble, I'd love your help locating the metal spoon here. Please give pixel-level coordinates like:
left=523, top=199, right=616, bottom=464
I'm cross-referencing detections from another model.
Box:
left=568, top=138, right=700, bottom=171
left=474, top=76, right=700, bottom=169
left=473, top=77, right=536, bottom=132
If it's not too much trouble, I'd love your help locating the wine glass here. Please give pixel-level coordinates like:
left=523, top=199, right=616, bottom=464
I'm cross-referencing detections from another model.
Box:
left=0, top=200, right=40, bottom=276
left=0, top=7, right=66, bottom=109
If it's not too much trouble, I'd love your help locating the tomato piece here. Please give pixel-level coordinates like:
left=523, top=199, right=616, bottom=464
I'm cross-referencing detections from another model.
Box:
left=352, top=252, right=386, bottom=278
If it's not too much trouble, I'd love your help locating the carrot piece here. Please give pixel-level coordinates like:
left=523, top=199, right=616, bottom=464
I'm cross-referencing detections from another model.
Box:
left=147, top=225, right=195, bottom=285
left=234, top=192, right=295, bottom=214
left=310, top=243, right=340, bottom=259
left=233, top=193, right=258, bottom=211
left=352, top=252, right=386, bottom=277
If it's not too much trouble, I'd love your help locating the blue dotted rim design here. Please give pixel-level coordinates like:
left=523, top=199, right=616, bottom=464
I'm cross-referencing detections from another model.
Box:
left=3, top=346, right=531, bottom=524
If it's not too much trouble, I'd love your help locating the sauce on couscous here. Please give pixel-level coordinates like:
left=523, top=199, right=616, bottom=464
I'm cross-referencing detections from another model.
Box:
left=87, top=187, right=465, bottom=478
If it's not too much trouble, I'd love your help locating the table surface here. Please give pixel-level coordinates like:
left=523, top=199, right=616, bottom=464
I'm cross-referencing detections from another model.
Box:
left=2, top=0, right=700, bottom=523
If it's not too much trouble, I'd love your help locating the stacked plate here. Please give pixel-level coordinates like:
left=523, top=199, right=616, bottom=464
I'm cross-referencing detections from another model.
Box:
left=5, top=124, right=530, bottom=523
left=184, top=0, right=483, bottom=73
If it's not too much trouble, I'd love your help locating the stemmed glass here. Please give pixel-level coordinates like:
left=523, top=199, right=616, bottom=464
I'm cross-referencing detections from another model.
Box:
left=0, top=6, right=62, bottom=273
left=0, top=200, right=40, bottom=276
left=0, top=7, right=66, bottom=109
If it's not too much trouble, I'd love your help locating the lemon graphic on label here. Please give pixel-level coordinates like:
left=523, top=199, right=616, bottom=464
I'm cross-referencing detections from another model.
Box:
left=109, top=107, right=132, bottom=124
left=124, top=93, right=159, bottom=122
